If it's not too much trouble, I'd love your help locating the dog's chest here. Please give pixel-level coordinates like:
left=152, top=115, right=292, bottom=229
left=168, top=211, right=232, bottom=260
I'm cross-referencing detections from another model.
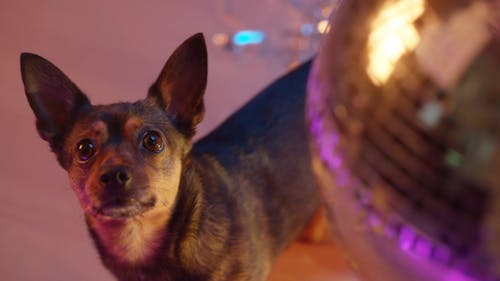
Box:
left=118, top=222, right=162, bottom=264
left=90, top=214, right=168, bottom=265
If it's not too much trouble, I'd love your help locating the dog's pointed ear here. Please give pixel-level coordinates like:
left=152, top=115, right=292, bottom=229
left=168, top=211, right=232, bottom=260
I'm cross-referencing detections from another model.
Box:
left=148, top=33, right=207, bottom=137
left=20, top=53, right=91, bottom=148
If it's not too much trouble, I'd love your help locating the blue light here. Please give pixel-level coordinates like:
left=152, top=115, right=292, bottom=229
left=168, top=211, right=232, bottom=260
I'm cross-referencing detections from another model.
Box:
left=232, top=30, right=266, bottom=46
left=300, top=23, right=314, bottom=36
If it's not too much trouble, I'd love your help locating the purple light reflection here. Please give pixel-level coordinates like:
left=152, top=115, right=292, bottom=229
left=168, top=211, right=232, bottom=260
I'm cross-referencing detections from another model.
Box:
left=444, top=270, right=479, bottom=281
left=432, top=245, right=452, bottom=265
left=318, top=132, right=341, bottom=171
left=415, top=237, right=433, bottom=258
left=399, top=225, right=416, bottom=251
left=383, top=221, right=399, bottom=239
left=307, top=66, right=350, bottom=189
left=367, top=212, right=383, bottom=229
left=330, top=155, right=343, bottom=169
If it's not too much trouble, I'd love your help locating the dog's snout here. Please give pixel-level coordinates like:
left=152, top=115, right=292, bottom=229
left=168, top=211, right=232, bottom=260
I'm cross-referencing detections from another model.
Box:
left=100, top=167, right=131, bottom=187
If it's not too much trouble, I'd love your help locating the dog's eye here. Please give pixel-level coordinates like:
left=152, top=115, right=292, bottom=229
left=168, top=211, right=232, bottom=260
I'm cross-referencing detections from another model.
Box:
left=76, top=139, right=96, bottom=163
left=142, top=131, right=164, bottom=153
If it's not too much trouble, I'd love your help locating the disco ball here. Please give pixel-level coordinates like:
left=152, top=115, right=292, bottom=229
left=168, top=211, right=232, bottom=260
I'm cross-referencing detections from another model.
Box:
left=306, top=0, right=499, bottom=280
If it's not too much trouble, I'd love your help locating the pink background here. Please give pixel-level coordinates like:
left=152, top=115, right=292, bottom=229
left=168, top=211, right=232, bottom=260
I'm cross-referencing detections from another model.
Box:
left=0, top=1, right=355, bottom=280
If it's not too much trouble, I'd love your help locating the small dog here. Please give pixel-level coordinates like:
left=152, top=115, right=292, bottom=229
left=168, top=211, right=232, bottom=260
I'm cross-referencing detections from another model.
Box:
left=20, top=33, right=320, bottom=281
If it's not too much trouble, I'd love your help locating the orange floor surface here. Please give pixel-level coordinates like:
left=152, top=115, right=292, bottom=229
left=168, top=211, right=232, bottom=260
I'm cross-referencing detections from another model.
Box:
left=268, top=241, right=358, bottom=281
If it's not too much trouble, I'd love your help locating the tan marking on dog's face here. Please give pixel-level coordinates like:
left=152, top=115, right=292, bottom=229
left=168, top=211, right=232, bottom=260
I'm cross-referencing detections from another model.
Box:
left=123, top=116, right=143, bottom=139
left=91, top=120, right=109, bottom=143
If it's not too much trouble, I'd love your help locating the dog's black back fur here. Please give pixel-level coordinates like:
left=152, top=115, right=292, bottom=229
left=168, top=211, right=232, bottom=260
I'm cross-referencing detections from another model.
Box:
left=194, top=60, right=318, bottom=250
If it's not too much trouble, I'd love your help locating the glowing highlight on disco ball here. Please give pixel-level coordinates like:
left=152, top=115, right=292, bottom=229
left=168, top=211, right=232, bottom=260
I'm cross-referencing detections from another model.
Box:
left=232, top=30, right=266, bottom=46
left=366, top=0, right=425, bottom=85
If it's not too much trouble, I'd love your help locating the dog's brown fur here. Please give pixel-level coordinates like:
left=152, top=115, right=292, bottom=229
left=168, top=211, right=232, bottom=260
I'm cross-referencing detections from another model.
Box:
left=21, top=33, right=321, bottom=281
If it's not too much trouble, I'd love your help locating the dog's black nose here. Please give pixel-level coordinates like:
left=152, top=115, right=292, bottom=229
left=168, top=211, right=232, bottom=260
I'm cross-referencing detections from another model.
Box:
left=100, top=167, right=131, bottom=187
